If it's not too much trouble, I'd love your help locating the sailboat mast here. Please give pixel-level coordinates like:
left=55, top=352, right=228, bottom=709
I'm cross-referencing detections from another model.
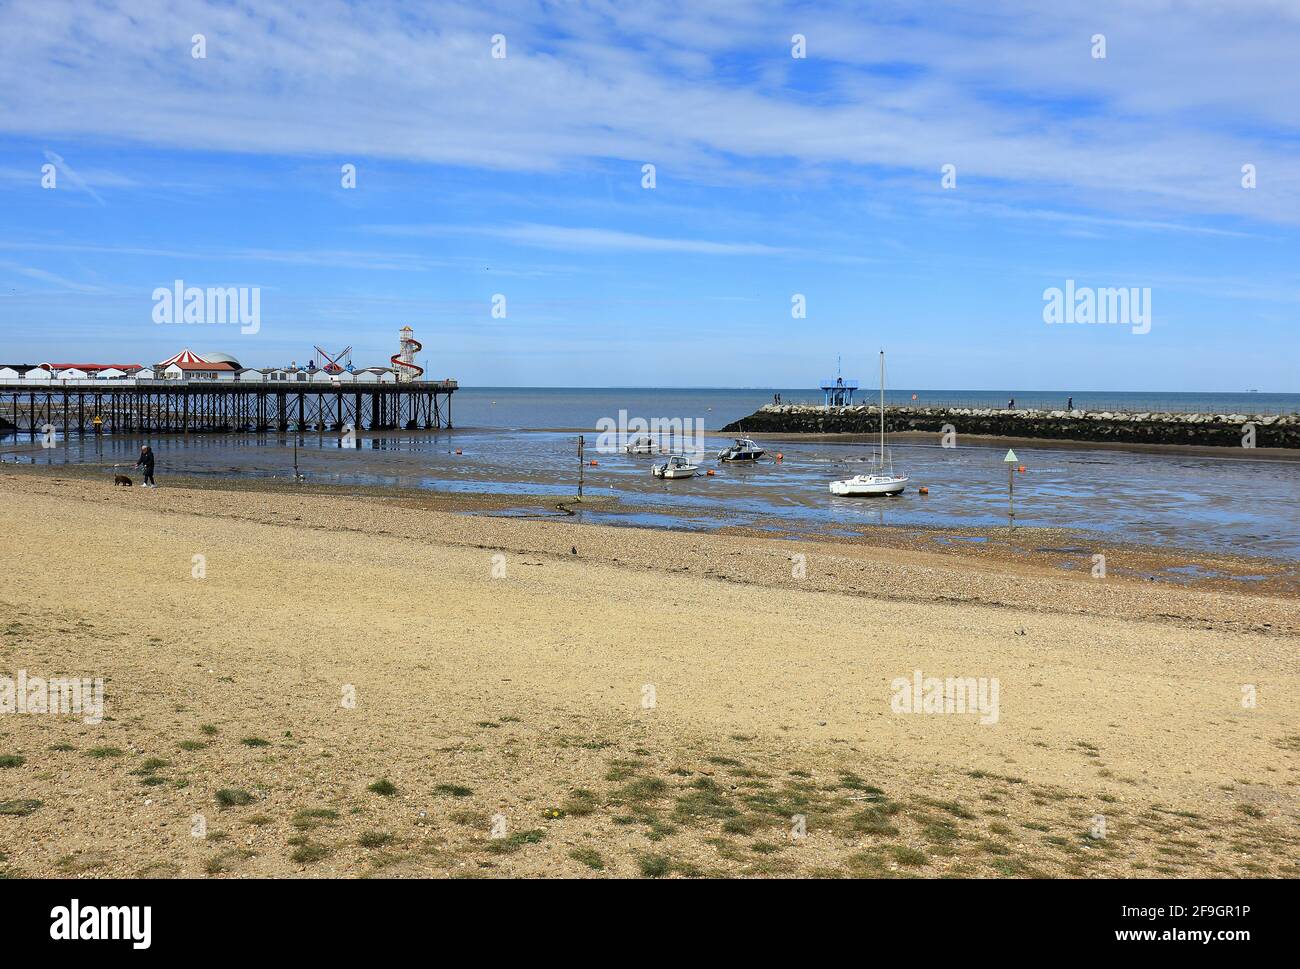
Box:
left=879, top=350, right=885, bottom=460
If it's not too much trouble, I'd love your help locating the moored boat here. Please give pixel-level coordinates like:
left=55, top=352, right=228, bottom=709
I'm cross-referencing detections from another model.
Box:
left=718, top=437, right=765, bottom=462
left=653, top=455, right=699, bottom=479
left=829, top=350, right=909, bottom=497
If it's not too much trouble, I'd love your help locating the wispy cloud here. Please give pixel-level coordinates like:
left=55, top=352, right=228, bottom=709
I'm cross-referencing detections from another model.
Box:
left=366, top=222, right=791, bottom=255
left=0, top=259, right=112, bottom=294
left=0, top=1, right=1297, bottom=224
left=41, top=150, right=106, bottom=206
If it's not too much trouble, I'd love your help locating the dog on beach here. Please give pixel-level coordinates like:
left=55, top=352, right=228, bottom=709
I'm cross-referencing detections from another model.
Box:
left=114, top=474, right=133, bottom=487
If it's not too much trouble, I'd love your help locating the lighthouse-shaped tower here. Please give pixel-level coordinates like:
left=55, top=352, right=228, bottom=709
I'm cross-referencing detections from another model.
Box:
left=391, top=326, right=425, bottom=382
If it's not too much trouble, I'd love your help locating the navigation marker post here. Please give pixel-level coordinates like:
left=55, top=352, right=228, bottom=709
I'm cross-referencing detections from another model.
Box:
left=578, top=434, right=585, bottom=499
left=1003, top=448, right=1018, bottom=530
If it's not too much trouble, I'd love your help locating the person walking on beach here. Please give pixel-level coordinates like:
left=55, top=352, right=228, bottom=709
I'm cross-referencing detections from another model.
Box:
left=136, top=445, right=156, bottom=488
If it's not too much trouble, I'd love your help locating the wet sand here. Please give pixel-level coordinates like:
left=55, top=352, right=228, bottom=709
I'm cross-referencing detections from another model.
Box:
left=752, top=430, right=1300, bottom=462
left=0, top=467, right=1296, bottom=879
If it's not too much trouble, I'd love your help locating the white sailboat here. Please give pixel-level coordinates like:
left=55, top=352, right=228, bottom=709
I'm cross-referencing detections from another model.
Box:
left=829, top=350, right=909, bottom=497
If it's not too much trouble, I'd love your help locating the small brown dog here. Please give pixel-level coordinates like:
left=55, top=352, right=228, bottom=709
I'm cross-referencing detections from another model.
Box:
left=114, top=474, right=133, bottom=487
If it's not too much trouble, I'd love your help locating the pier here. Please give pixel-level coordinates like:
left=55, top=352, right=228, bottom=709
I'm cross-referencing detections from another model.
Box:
left=722, top=403, right=1300, bottom=448
left=0, top=379, right=458, bottom=435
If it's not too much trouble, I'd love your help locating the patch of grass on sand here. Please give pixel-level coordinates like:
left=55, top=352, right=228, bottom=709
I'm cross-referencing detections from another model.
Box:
left=177, top=740, right=207, bottom=751
left=0, top=799, right=42, bottom=816
left=0, top=755, right=24, bottom=768
left=618, top=777, right=667, bottom=802
left=890, top=846, right=928, bottom=866
left=241, top=737, right=271, bottom=748
left=288, top=837, right=331, bottom=864
left=86, top=746, right=123, bottom=759
left=131, top=758, right=169, bottom=775
left=434, top=783, right=473, bottom=798
left=292, top=808, right=339, bottom=830
left=844, top=851, right=888, bottom=876
left=843, top=806, right=901, bottom=838
left=636, top=853, right=672, bottom=877
left=367, top=779, right=398, bottom=796
left=49, top=743, right=76, bottom=752
left=214, top=788, right=254, bottom=808
left=449, top=810, right=489, bottom=827
left=917, top=797, right=976, bottom=820
left=674, top=778, right=741, bottom=824
left=561, top=789, right=599, bottom=816
left=645, top=820, right=678, bottom=841
left=721, top=815, right=760, bottom=835
left=204, top=848, right=253, bottom=875
left=200, top=724, right=219, bottom=736
left=919, top=820, right=962, bottom=844
left=569, top=847, right=605, bottom=870
left=485, top=829, right=545, bottom=854
left=56, top=851, right=110, bottom=874
left=359, top=830, right=393, bottom=848
left=987, top=857, right=1033, bottom=876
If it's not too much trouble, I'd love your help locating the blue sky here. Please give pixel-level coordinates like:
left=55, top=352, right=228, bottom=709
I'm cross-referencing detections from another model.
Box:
left=1, top=0, right=1297, bottom=390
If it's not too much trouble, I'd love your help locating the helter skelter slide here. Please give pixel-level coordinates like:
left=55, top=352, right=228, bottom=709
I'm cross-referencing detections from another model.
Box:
left=391, top=325, right=424, bottom=381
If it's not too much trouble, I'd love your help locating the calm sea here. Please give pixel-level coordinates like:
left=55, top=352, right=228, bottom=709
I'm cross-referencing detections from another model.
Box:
left=5, top=387, right=1299, bottom=560
left=446, top=387, right=1300, bottom=431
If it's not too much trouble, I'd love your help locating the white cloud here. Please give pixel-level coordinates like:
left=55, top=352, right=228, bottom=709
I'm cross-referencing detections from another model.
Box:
left=366, top=221, right=791, bottom=255
left=0, top=0, right=1296, bottom=224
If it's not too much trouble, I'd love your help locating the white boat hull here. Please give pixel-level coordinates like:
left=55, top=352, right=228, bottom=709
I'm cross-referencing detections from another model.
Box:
left=829, top=474, right=908, bottom=496
left=654, top=460, right=699, bottom=479
left=654, top=467, right=698, bottom=479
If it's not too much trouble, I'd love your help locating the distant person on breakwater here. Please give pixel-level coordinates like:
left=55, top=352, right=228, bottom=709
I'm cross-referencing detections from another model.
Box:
left=1067, top=396, right=1073, bottom=410
left=1007, top=397, right=1015, bottom=409
left=136, top=445, right=156, bottom=488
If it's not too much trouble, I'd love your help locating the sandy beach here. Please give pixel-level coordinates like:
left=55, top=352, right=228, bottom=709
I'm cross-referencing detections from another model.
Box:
left=0, top=467, right=1296, bottom=879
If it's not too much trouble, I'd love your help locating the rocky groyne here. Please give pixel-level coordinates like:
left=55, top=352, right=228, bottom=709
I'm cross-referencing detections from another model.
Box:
left=722, top=404, right=1300, bottom=448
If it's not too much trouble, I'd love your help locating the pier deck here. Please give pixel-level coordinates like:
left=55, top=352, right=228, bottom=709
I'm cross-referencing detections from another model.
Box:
left=0, top=379, right=457, bottom=435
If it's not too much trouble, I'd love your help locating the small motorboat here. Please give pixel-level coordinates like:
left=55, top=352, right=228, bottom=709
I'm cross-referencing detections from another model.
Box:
left=717, top=437, right=765, bottom=462
left=653, top=455, right=699, bottom=479
left=625, top=434, right=657, bottom=455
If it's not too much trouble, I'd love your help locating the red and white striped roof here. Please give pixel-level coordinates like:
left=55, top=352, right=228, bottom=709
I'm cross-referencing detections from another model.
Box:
left=157, top=348, right=208, bottom=366
left=171, top=360, right=235, bottom=371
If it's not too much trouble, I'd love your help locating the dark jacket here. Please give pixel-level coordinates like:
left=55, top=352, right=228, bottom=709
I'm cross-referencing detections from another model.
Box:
left=137, top=451, right=155, bottom=472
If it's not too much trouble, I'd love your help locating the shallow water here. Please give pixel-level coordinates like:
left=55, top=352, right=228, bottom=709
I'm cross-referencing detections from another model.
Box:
left=5, top=427, right=1298, bottom=560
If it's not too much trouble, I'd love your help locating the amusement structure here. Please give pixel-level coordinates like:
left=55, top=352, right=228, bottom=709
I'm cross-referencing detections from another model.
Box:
left=0, top=331, right=454, bottom=434
left=313, top=345, right=353, bottom=374
left=391, top=326, right=424, bottom=382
